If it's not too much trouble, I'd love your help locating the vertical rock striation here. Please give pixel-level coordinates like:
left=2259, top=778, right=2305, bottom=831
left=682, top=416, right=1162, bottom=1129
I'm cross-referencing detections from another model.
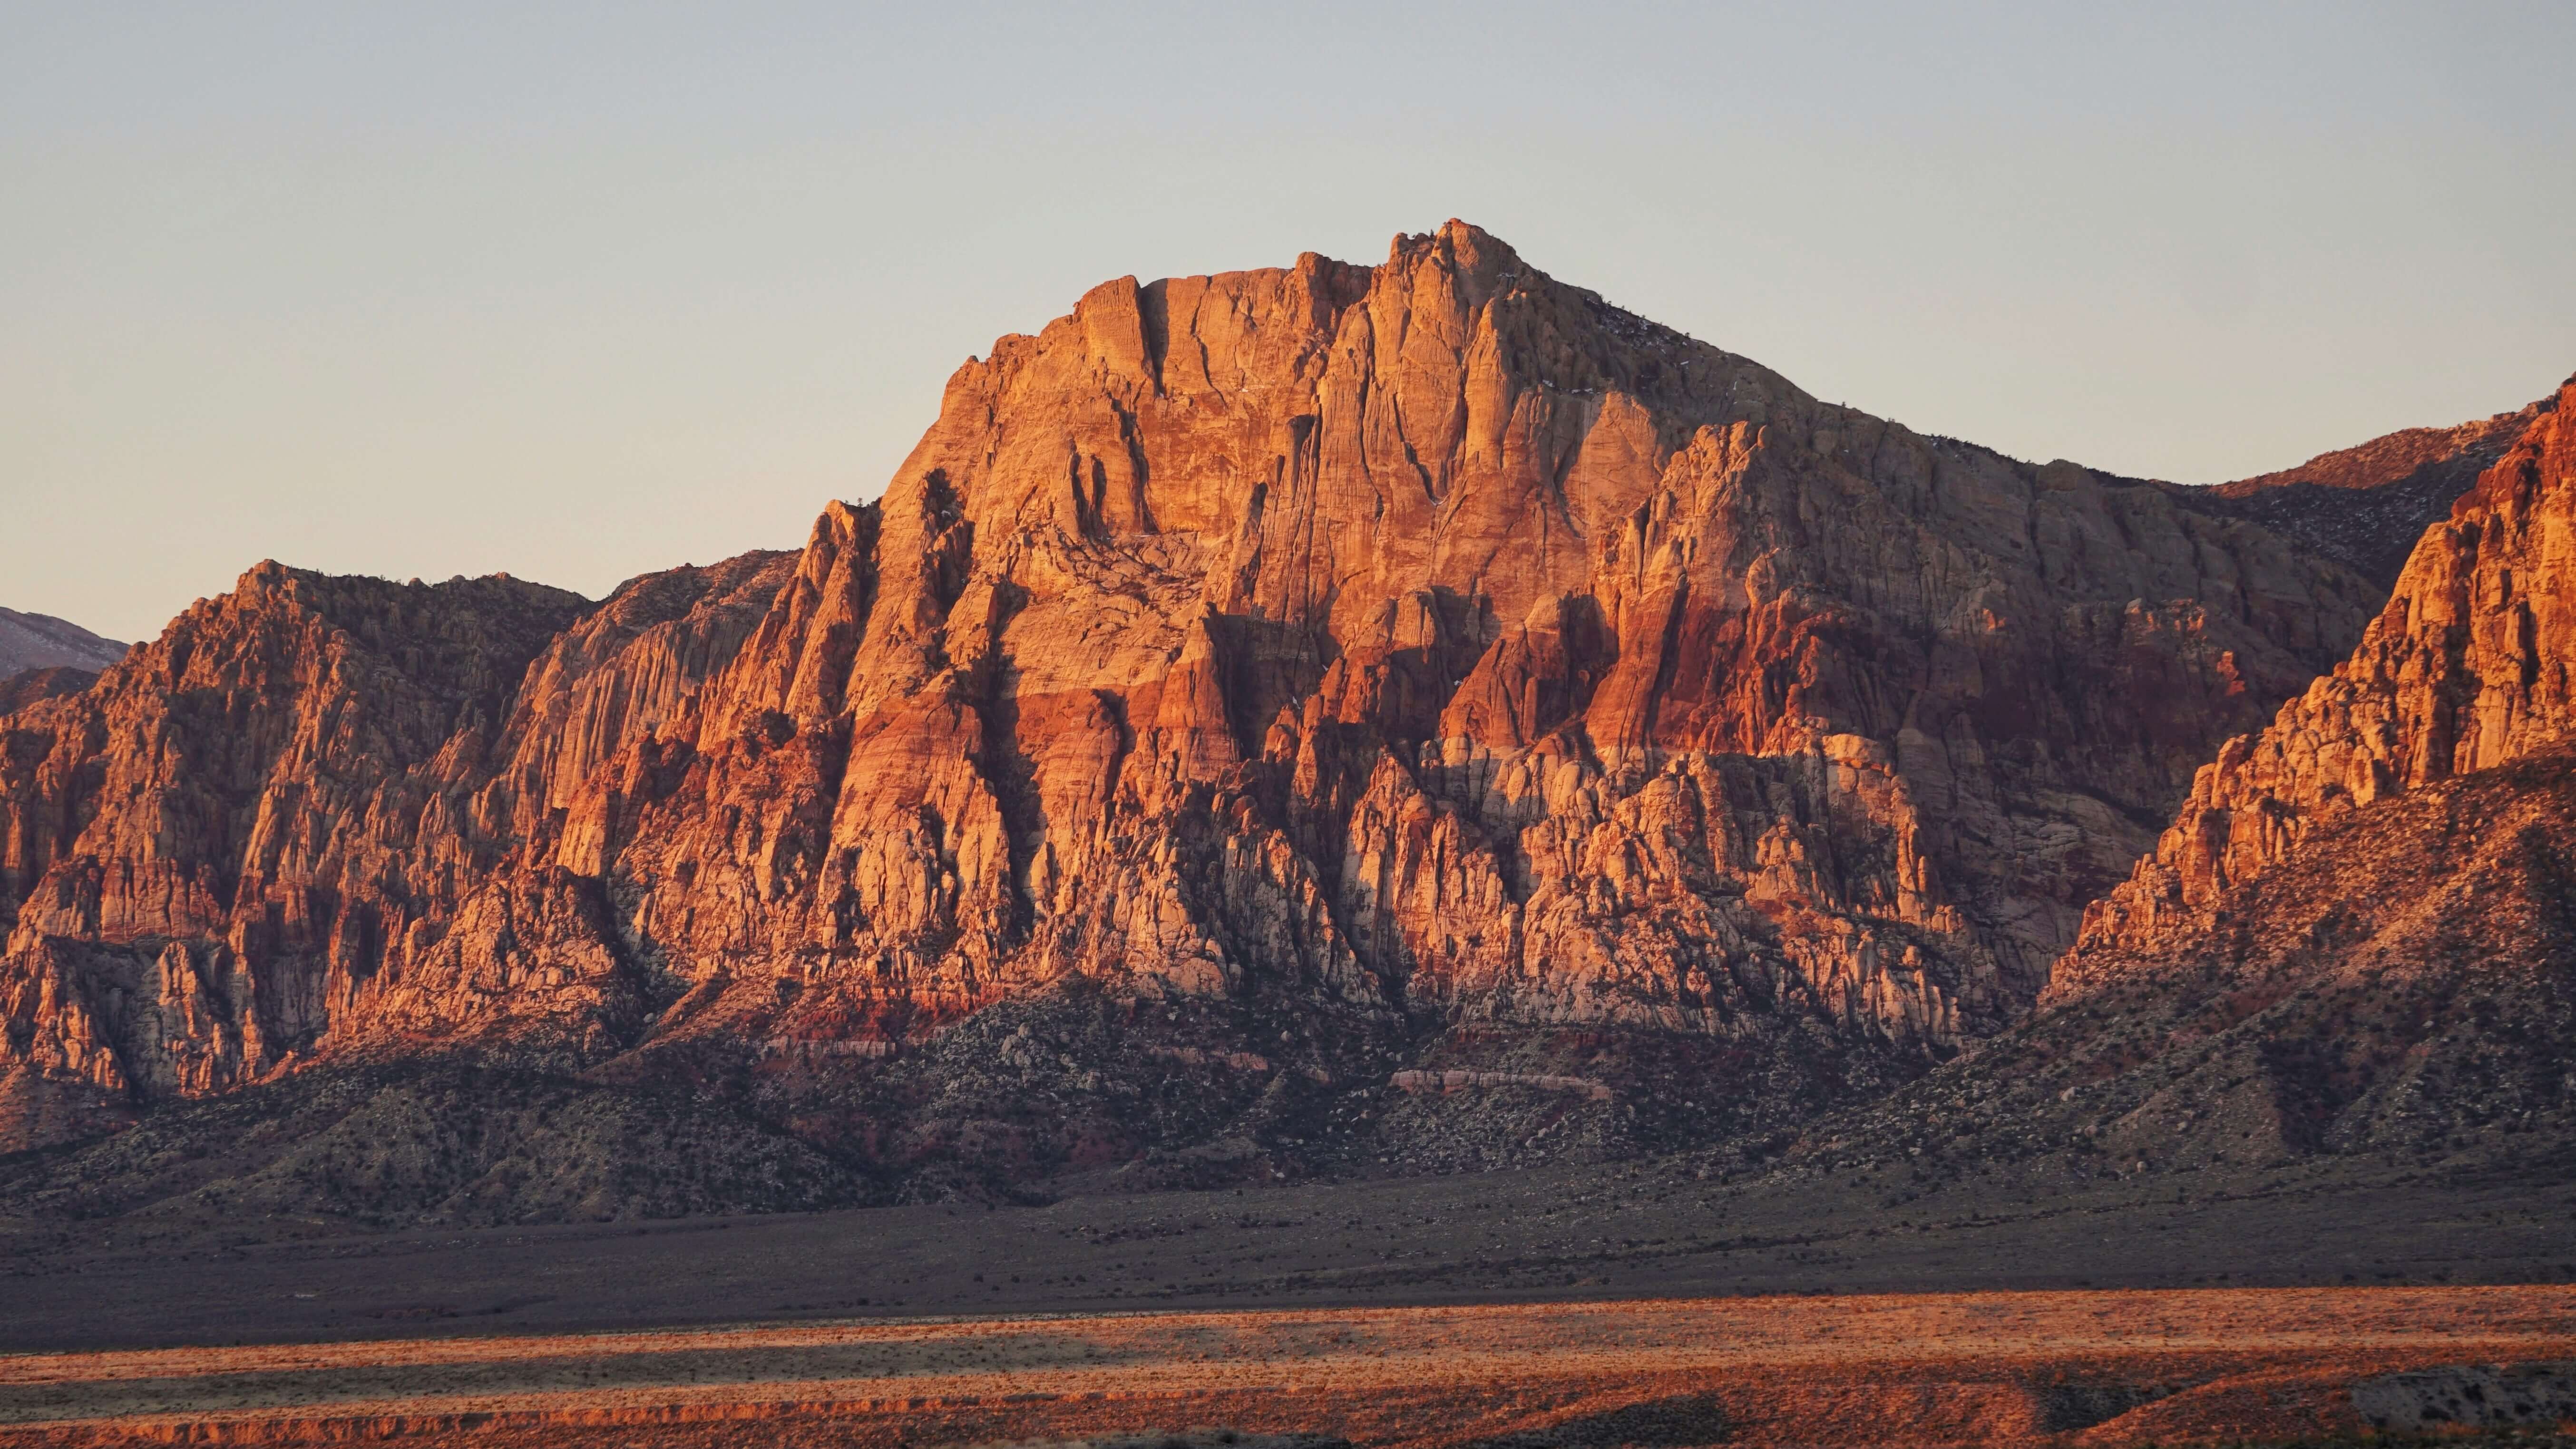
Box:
left=0, top=567, right=594, bottom=1105
left=553, top=222, right=2371, bottom=1072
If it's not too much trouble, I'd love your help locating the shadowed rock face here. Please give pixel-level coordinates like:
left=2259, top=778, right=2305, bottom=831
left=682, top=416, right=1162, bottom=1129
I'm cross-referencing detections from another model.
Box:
left=0, top=223, right=2407, bottom=1190
left=2175, top=400, right=2546, bottom=589
left=0, top=668, right=95, bottom=716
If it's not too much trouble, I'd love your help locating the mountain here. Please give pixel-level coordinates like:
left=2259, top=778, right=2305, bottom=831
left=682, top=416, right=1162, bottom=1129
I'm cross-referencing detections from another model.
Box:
left=0, top=607, right=127, bottom=723
left=1795, top=378, right=2576, bottom=1190
left=2072, top=380, right=2573, bottom=978
left=0, top=223, right=2470, bottom=1218
left=0, top=606, right=125, bottom=677
left=2177, top=400, right=2546, bottom=589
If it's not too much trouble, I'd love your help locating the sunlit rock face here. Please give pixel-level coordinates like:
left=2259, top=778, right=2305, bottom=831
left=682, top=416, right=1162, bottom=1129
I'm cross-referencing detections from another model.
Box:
left=0, top=223, right=2397, bottom=1175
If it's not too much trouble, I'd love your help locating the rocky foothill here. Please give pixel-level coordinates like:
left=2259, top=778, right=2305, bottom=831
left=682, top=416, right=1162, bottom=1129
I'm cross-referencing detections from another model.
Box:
left=1, top=223, right=2568, bottom=1225
left=2185, top=402, right=2544, bottom=589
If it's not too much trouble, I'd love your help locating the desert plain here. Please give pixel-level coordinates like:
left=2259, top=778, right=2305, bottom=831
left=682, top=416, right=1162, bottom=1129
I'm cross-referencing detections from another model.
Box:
left=2, top=1287, right=2573, bottom=1448
left=4, top=1157, right=2574, bottom=1447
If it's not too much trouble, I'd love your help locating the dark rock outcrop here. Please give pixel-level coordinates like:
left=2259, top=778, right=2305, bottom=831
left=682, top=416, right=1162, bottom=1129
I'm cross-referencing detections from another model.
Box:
left=2177, top=400, right=2544, bottom=588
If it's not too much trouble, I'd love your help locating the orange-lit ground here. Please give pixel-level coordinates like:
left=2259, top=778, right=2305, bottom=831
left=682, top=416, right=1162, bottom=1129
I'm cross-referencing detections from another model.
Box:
left=1, top=1288, right=2571, bottom=1446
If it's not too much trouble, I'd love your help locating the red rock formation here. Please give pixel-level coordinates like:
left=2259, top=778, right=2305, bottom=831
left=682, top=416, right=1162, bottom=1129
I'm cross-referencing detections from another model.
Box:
left=1804, top=386, right=2576, bottom=1182
left=0, top=567, right=593, bottom=1107
left=2060, top=378, right=2576, bottom=991
left=561, top=224, right=2373, bottom=1065
left=0, top=224, right=2401, bottom=1176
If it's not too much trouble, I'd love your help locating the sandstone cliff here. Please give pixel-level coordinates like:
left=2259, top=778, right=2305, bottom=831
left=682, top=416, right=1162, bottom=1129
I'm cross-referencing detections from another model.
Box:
left=0, top=224, right=2410, bottom=1202
left=0, top=567, right=593, bottom=1109
left=556, top=224, right=2377, bottom=1064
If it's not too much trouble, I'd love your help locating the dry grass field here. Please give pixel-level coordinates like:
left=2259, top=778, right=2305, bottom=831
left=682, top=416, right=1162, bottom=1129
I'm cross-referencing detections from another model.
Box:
left=1, top=1288, right=2571, bottom=1448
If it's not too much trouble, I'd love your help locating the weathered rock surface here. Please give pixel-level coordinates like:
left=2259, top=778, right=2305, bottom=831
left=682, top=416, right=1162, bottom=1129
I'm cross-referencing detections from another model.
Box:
left=0, top=224, right=2428, bottom=1207
left=0, top=607, right=124, bottom=677
left=548, top=223, right=2377, bottom=1079
left=0, top=567, right=594, bottom=1114
left=1795, top=746, right=2576, bottom=1190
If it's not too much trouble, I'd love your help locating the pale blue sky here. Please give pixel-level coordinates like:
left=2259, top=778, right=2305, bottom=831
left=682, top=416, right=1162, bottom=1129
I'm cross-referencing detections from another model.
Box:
left=6, top=2, right=2571, bottom=642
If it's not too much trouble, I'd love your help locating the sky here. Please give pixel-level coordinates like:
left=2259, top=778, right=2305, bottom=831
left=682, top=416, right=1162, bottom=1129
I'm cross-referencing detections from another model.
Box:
left=5, top=3, right=2572, bottom=643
